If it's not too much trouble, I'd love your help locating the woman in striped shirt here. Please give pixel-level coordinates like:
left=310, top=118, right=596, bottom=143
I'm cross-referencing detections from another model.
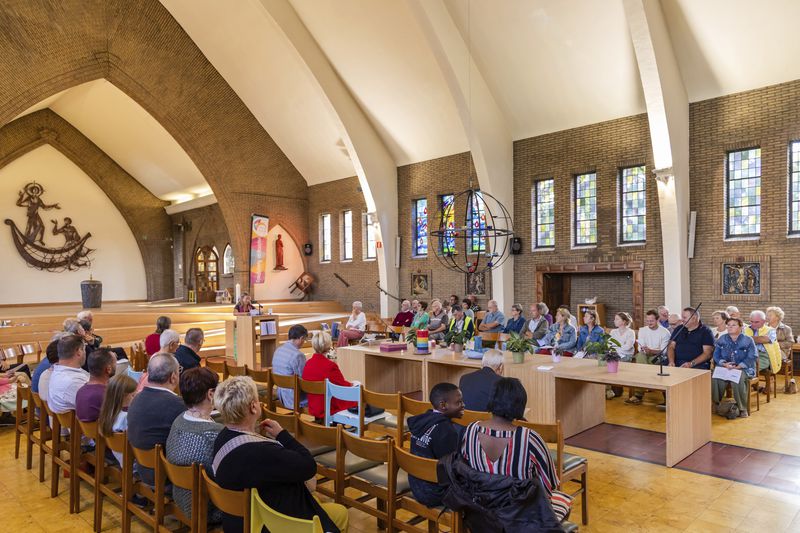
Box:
left=460, top=377, right=572, bottom=522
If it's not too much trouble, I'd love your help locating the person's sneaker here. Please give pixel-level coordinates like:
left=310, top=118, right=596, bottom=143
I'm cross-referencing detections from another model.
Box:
left=606, top=389, right=616, bottom=400
left=739, top=410, right=749, bottom=418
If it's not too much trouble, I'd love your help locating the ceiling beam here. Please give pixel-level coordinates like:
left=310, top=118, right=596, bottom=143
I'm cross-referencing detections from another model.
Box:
left=624, top=0, right=690, bottom=310
left=409, top=0, right=514, bottom=310
left=259, top=0, right=399, bottom=315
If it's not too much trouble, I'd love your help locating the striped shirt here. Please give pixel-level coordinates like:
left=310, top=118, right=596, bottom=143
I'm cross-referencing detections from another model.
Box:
left=461, top=422, right=572, bottom=521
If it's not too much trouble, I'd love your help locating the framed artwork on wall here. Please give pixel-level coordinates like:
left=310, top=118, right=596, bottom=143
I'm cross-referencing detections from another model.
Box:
left=713, top=255, right=770, bottom=302
left=465, top=271, right=486, bottom=296
left=411, top=271, right=431, bottom=298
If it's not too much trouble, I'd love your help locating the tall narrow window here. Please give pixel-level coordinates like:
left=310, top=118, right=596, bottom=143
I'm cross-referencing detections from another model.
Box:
left=223, top=243, right=234, bottom=274
left=341, top=210, right=353, bottom=261
left=440, top=194, right=456, bottom=255
left=790, top=142, right=800, bottom=234
left=320, top=213, right=331, bottom=262
left=574, top=172, right=597, bottom=246
left=413, top=198, right=428, bottom=256
left=468, top=190, right=486, bottom=253
left=619, top=166, right=647, bottom=243
left=363, top=212, right=377, bottom=259
left=532, top=179, right=555, bottom=248
left=726, top=148, right=761, bottom=237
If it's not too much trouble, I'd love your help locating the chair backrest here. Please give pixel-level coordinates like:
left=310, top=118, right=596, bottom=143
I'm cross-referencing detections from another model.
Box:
left=19, top=342, right=40, bottom=363
left=298, top=378, right=326, bottom=396
left=269, top=372, right=299, bottom=412
left=131, top=443, right=159, bottom=470
left=393, top=444, right=438, bottom=483
left=77, top=419, right=99, bottom=441
left=454, top=408, right=492, bottom=427
left=225, top=361, right=248, bottom=377
left=246, top=366, right=271, bottom=384
left=340, top=425, right=392, bottom=464
left=159, top=447, right=197, bottom=492
left=250, top=488, right=322, bottom=533
left=295, top=415, right=337, bottom=449
left=325, top=380, right=361, bottom=431
left=105, top=431, right=128, bottom=456
left=514, top=419, right=564, bottom=477
left=54, top=409, right=75, bottom=435
left=199, top=469, right=250, bottom=531
left=397, top=395, right=431, bottom=444
left=260, top=404, right=298, bottom=434
left=362, top=387, right=399, bottom=436
left=205, top=358, right=227, bottom=380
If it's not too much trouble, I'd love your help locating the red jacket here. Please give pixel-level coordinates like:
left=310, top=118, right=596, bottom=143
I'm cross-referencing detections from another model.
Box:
left=144, top=333, right=161, bottom=356
left=301, top=353, right=357, bottom=419
left=392, top=311, right=414, bottom=327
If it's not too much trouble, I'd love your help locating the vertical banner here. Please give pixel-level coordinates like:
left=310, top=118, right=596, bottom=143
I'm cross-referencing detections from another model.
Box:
left=249, top=214, right=270, bottom=285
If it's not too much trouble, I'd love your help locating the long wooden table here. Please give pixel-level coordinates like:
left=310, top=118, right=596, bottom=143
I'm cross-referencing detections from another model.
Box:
left=337, top=345, right=711, bottom=467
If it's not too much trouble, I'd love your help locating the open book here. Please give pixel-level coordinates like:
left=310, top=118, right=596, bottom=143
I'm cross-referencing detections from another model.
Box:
left=712, top=366, right=742, bottom=383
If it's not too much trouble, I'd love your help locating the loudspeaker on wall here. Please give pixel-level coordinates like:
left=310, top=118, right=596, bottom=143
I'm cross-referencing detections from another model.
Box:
left=303, top=243, right=313, bottom=256
left=510, top=237, right=522, bottom=254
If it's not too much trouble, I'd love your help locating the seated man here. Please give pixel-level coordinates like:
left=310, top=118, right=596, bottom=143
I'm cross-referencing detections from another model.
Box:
left=271, top=324, right=309, bottom=409
left=392, top=300, right=414, bottom=327
left=76, top=348, right=116, bottom=422
left=712, top=317, right=756, bottom=418
left=477, top=300, right=505, bottom=334
left=408, top=383, right=465, bottom=507
left=459, top=349, right=503, bottom=411
left=461, top=299, right=476, bottom=319
left=744, top=310, right=780, bottom=380
left=667, top=307, right=714, bottom=370
left=524, top=303, right=549, bottom=341
left=174, top=328, right=204, bottom=372
left=127, top=353, right=185, bottom=485
left=48, top=334, right=89, bottom=414
left=446, top=305, right=475, bottom=343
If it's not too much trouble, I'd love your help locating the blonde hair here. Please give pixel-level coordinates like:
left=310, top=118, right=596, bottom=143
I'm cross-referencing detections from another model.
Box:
left=311, top=330, right=332, bottom=354
left=214, top=376, right=259, bottom=425
left=766, top=306, right=784, bottom=322
left=556, top=308, right=572, bottom=322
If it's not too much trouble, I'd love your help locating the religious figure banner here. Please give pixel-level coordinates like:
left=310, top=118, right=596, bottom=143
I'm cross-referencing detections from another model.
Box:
left=249, top=214, right=269, bottom=285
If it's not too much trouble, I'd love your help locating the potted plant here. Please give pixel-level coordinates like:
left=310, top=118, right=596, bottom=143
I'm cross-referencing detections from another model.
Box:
left=506, top=332, right=533, bottom=364
left=445, top=329, right=467, bottom=353
left=583, top=333, right=621, bottom=369
left=603, top=349, right=623, bottom=373
left=552, top=345, right=565, bottom=363
left=405, top=328, right=418, bottom=349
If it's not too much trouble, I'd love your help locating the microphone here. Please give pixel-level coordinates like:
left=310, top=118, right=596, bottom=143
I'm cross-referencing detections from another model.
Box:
left=654, top=302, right=703, bottom=377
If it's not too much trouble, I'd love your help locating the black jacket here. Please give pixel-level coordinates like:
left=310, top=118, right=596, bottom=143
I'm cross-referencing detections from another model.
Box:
left=408, top=410, right=463, bottom=506
left=437, top=452, right=564, bottom=532
left=174, top=345, right=201, bottom=372
left=459, top=367, right=502, bottom=411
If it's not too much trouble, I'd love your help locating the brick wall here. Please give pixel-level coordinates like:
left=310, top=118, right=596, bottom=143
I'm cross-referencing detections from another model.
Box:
left=307, top=177, right=380, bottom=313
left=568, top=273, right=634, bottom=327
left=513, top=114, right=664, bottom=316
left=690, top=79, right=800, bottom=322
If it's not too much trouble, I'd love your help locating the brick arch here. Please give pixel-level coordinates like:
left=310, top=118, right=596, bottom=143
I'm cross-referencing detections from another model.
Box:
left=0, top=109, right=173, bottom=300
left=0, top=0, right=309, bottom=291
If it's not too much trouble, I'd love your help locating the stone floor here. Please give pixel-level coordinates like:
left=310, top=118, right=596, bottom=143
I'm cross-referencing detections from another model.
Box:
left=2, top=380, right=800, bottom=532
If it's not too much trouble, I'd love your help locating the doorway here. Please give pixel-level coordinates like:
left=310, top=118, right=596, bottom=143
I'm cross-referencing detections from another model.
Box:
left=541, top=273, right=571, bottom=313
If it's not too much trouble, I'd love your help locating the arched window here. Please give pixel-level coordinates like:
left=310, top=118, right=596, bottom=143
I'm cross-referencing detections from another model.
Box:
left=223, top=243, right=234, bottom=274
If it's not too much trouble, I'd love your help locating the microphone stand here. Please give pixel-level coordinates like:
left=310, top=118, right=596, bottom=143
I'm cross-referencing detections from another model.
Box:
left=655, top=302, right=703, bottom=377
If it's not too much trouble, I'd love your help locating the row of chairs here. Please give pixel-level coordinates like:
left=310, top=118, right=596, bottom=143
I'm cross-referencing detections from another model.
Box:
left=1, top=341, right=43, bottom=366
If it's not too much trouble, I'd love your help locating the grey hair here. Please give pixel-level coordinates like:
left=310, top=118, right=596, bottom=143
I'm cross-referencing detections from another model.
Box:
left=766, top=306, right=785, bottom=321
left=537, top=302, right=549, bottom=315
left=147, top=352, right=179, bottom=384
left=77, top=310, right=93, bottom=322
left=750, top=309, right=766, bottom=320
left=159, top=329, right=180, bottom=349
left=725, top=305, right=740, bottom=315
left=511, top=303, right=523, bottom=314
left=63, top=318, right=82, bottom=334
left=184, top=328, right=204, bottom=346
left=482, top=349, right=505, bottom=370
left=353, top=301, right=363, bottom=309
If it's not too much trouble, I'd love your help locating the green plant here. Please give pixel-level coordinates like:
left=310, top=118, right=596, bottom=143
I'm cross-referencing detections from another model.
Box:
left=405, top=328, right=418, bottom=345
left=582, top=332, right=622, bottom=361
left=505, top=332, right=533, bottom=353
left=445, top=329, right=467, bottom=346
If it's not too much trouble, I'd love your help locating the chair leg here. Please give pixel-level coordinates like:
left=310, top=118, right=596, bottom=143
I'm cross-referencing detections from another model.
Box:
left=581, top=470, right=588, bottom=525
left=26, top=434, right=34, bottom=470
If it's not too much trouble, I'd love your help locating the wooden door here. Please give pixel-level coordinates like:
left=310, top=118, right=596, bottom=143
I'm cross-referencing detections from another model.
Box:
left=542, top=274, right=570, bottom=312
left=194, top=246, right=219, bottom=303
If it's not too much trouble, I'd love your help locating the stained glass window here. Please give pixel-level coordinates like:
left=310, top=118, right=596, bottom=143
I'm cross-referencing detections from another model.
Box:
left=342, top=210, right=353, bottom=261
left=726, top=148, right=761, bottom=237
left=532, top=179, right=555, bottom=248
left=363, top=212, right=377, bottom=259
left=223, top=244, right=234, bottom=274
left=320, top=213, right=331, bottom=262
left=440, top=194, right=456, bottom=255
left=413, top=198, right=428, bottom=256
left=790, top=142, right=800, bottom=234
left=574, top=172, right=597, bottom=245
left=620, top=166, right=646, bottom=243
left=468, top=190, right=486, bottom=253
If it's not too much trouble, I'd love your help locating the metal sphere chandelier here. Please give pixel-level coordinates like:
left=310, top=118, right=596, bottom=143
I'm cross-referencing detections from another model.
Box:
left=429, top=188, right=514, bottom=275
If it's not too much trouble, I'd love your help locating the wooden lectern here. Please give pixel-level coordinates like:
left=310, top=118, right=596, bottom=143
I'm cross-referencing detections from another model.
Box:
left=225, top=314, right=280, bottom=369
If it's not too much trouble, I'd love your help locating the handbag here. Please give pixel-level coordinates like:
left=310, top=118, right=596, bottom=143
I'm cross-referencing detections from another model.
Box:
left=347, top=403, right=385, bottom=417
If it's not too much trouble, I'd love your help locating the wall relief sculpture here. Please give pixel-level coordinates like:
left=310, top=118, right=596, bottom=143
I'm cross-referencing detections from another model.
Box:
left=722, top=262, right=761, bottom=295
left=4, top=182, right=93, bottom=271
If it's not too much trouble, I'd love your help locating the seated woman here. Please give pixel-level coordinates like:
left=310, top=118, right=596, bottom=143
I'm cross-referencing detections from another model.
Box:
left=766, top=306, right=794, bottom=387
left=233, top=293, right=254, bottom=315
left=166, top=367, right=223, bottom=525
left=712, top=317, right=756, bottom=418
left=538, top=308, right=577, bottom=354
left=337, top=301, right=367, bottom=347
left=576, top=310, right=604, bottom=352
left=98, top=374, right=138, bottom=465
left=392, top=300, right=414, bottom=327
left=502, top=304, right=526, bottom=335
left=710, top=310, right=730, bottom=340
left=302, top=331, right=357, bottom=420
left=212, top=376, right=348, bottom=533
left=410, top=301, right=430, bottom=330
left=609, top=312, right=636, bottom=362
left=427, top=299, right=449, bottom=342
left=461, top=377, right=572, bottom=522
left=144, top=316, right=171, bottom=356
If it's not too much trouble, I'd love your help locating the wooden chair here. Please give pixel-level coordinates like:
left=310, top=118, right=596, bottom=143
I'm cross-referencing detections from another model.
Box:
left=127, top=443, right=167, bottom=530
left=392, top=444, right=462, bottom=533
left=53, top=410, right=84, bottom=513
left=14, top=384, right=34, bottom=470
left=759, top=367, right=777, bottom=402
left=298, top=378, right=326, bottom=418
left=1, top=345, right=22, bottom=366
left=260, top=404, right=299, bottom=433
left=515, top=419, right=589, bottom=526
left=30, top=392, right=53, bottom=483
left=268, top=372, right=299, bottom=412
left=198, top=469, right=251, bottom=533
left=204, top=358, right=228, bottom=380
left=453, top=408, right=492, bottom=428
left=247, top=365, right=271, bottom=384
left=44, top=401, right=72, bottom=502
left=225, top=360, right=248, bottom=377
left=336, top=426, right=401, bottom=529
left=361, top=388, right=401, bottom=438
left=324, top=380, right=364, bottom=435
left=294, top=416, right=341, bottom=498
left=251, top=489, right=323, bottom=532
left=99, top=432, right=129, bottom=533
left=18, top=341, right=42, bottom=364
left=748, top=375, right=761, bottom=413
left=158, top=448, right=198, bottom=532
left=396, top=395, right=430, bottom=446
left=76, top=418, right=106, bottom=530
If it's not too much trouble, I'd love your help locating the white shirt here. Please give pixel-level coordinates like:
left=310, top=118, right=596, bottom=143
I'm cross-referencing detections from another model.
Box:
left=637, top=325, right=671, bottom=352
left=346, top=311, right=366, bottom=332
left=528, top=316, right=546, bottom=334
left=610, top=327, right=636, bottom=358
left=38, top=367, right=54, bottom=405
left=48, top=364, right=89, bottom=414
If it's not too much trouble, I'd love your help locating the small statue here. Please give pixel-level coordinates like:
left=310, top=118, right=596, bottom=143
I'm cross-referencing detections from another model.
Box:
left=51, top=217, right=81, bottom=247
left=274, top=233, right=288, bottom=270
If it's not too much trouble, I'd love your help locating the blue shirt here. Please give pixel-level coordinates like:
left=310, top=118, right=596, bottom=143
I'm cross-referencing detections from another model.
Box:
left=672, top=322, right=715, bottom=369
left=481, top=311, right=506, bottom=332
left=713, top=334, right=757, bottom=378
left=542, top=323, right=577, bottom=351
left=272, top=341, right=307, bottom=408
left=659, top=319, right=670, bottom=329
left=503, top=316, right=526, bottom=335
left=576, top=325, right=604, bottom=351
left=31, top=357, right=51, bottom=393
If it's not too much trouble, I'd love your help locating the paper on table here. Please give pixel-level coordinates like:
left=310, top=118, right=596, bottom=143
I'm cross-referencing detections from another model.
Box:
left=712, top=366, right=742, bottom=383
left=573, top=351, right=586, bottom=359
left=537, top=365, right=554, bottom=371
left=537, top=338, right=550, bottom=347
